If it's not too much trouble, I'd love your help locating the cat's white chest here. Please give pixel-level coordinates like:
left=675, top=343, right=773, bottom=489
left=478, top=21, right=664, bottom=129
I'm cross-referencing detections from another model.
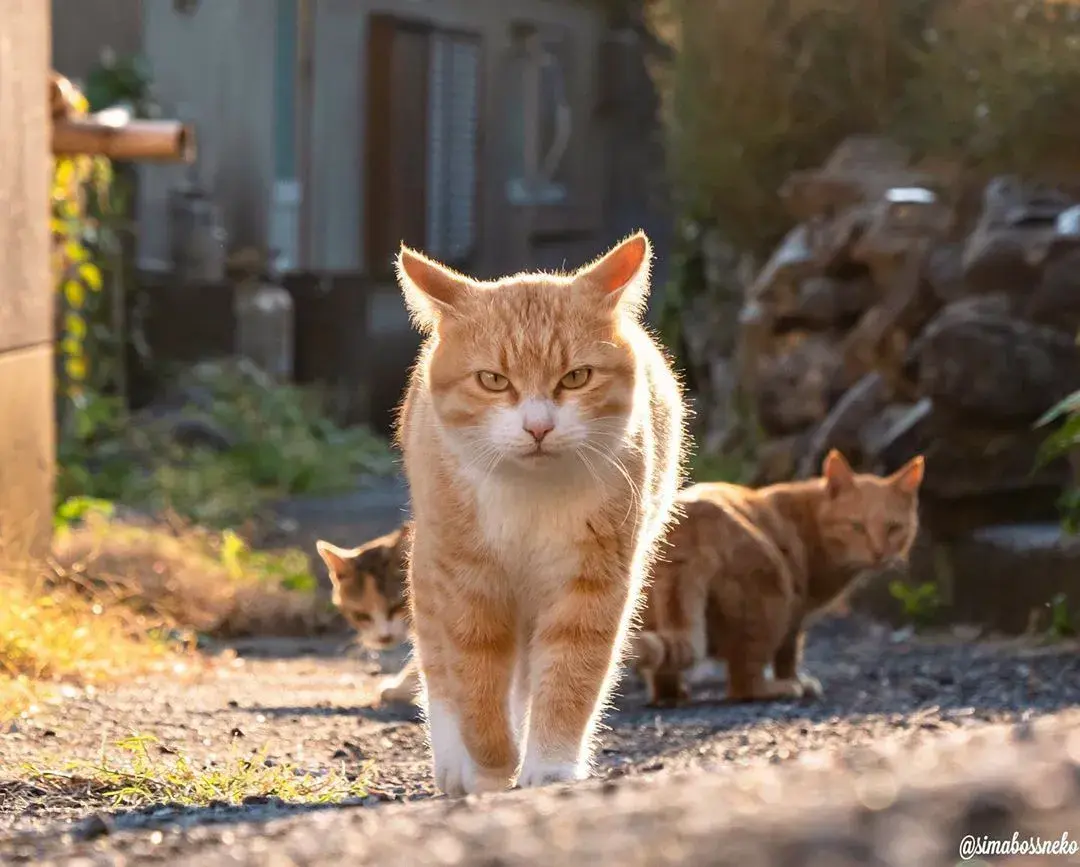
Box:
left=472, top=472, right=595, bottom=588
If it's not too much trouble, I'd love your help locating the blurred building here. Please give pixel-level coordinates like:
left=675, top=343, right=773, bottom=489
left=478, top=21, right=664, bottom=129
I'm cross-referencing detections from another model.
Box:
left=52, top=0, right=671, bottom=434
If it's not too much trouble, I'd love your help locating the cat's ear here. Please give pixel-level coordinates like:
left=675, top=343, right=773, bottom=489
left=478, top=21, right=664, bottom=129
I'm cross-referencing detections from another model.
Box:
left=822, top=449, right=855, bottom=496
left=576, top=231, right=652, bottom=317
left=395, top=245, right=473, bottom=332
left=316, top=540, right=357, bottom=585
left=889, top=455, right=925, bottom=495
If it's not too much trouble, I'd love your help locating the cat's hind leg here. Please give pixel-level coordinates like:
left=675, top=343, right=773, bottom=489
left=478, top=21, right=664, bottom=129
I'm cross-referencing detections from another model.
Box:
left=722, top=601, right=805, bottom=702
left=773, top=626, right=822, bottom=699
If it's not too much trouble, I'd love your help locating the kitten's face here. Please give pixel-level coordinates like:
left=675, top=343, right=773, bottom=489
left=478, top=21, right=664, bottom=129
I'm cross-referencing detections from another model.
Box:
left=398, top=236, right=652, bottom=475
left=815, top=451, right=924, bottom=573
left=316, top=534, right=408, bottom=650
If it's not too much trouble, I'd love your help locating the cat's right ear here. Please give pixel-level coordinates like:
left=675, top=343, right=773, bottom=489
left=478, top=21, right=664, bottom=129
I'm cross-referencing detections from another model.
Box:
left=822, top=449, right=855, bottom=496
left=395, top=245, right=473, bottom=332
left=316, top=540, right=355, bottom=585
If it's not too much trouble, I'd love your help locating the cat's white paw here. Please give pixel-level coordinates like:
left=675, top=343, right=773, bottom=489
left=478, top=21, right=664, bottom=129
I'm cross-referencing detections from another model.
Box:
left=378, top=664, right=421, bottom=706
left=797, top=672, right=824, bottom=699
left=378, top=676, right=416, bottom=705
left=516, top=756, right=586, bottom=789
left=427, top=699, right=475, bottom=796
left=426, top=700, right=508, bottom=796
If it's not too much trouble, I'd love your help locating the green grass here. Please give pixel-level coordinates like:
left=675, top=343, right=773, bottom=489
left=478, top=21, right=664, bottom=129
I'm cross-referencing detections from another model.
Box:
left=24, top=734, right=370, bottom=809
left=58, top=360, right=398, bottom=530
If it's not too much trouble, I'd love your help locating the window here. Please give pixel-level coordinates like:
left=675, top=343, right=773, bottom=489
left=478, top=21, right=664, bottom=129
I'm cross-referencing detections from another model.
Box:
left=425, top=32, right=481, bottom=263
left=504, top=23, right=574, bottom=207
left=364, top=16, right=482, bottom=275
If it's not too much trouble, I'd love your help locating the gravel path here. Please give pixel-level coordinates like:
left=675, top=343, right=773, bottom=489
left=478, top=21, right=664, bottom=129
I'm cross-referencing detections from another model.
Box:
left=2, top=616, right=1079, bottom=864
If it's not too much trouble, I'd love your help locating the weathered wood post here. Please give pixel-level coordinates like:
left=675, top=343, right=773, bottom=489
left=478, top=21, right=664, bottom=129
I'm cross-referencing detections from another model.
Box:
left=0, top=4, right=53, bottom=561
left=0, top=2, right=195, bottom=562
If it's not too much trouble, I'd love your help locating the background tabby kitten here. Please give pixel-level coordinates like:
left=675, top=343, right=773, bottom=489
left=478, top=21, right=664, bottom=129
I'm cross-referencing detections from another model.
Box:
left=396, top=233, right=685, bottom=796
left=316, top=523, right=420, bottom=705
left=634, top=450, right=924, bottom=706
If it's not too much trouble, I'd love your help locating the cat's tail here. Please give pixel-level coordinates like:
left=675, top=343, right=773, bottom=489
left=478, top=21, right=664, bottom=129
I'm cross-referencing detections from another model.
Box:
left=629, top=629, right=698, bottom=673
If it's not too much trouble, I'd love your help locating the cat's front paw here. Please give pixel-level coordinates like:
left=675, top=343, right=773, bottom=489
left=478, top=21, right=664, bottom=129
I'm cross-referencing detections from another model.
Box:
left=797, top=672, right=823, bottom=700
left=427, top=699, right=511, bottom=796
left=379, top=679, right=416, bottom=706
left=516, top=757, right=586, bottom=789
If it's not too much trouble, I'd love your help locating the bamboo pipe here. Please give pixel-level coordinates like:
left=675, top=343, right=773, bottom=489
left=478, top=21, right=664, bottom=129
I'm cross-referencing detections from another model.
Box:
left=53, top=108, right=196, bottom=163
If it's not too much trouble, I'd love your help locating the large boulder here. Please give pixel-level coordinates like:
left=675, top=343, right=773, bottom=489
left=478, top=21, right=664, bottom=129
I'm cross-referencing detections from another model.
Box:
left=907, top=299, right=1080, bottom=422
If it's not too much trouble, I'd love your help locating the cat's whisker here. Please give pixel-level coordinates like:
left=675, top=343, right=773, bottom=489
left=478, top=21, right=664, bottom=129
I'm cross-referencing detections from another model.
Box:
left=574, top=446, right=604, bottom=490
left=579, top=441, right=642, bottom=528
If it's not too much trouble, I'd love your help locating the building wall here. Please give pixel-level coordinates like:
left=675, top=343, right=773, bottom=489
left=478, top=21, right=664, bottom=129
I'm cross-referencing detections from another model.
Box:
left=137, top=0, right=276, bottom=269
left=307, top=0, right=603, bottom=275
left=51, top=0, right=142, bottom=83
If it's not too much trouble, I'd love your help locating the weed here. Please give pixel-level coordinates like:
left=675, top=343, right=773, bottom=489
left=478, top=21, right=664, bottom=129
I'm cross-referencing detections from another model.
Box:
left=0, top=570, right=183, bottom=722
left=24, top=734, right=369, bottom=809
left=889, top=579, right=942, bottom=628
left=58, top=360, right=397, bottom=530
left=1046, top=593, right=1077, bottom=641
left=51, top=513, right=334, bottom=638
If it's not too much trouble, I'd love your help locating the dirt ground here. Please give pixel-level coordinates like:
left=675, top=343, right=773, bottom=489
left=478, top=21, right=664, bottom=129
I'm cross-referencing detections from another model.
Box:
left=3, top=613, right=1079, bottom=865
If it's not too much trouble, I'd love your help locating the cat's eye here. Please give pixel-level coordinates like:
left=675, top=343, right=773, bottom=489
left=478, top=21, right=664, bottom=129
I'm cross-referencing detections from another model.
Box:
left=350, top=611, right=373, bottom=625
left=477, top=371, right=510, bottom=392
left=850, top=521, right=866, bottom=533
left=886, top=521, right=903, bottom=535
left=560, top=367, right=592, bottom=390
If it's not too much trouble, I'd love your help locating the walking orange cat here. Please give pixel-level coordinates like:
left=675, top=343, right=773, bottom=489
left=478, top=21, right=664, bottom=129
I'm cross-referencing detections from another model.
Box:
left=394, top=233, right=685, bottom=795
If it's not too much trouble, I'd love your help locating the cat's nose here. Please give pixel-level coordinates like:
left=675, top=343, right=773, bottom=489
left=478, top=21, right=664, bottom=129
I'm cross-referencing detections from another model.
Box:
left=374, top=633, right=394, bottom=646
left=524, top=419, right=554, bottom=443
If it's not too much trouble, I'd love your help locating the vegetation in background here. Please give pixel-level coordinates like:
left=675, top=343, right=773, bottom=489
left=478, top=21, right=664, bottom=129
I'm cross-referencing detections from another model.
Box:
left=1045, top=592, right=1077, bottom=641
left=0, top=567, right=182, bottom=722
left=889, top=579, right=943, bottom=628
left=57, top=360, right=397, bottom=530
left=1035, top=388, right=1080, bottom=532
left=51, top=505, right=334, bottom=638
left=2, top=505, right=336, bottom=722
left=23, top=734, right=368, bottom=809
left=651, top=0, right=1080, bottom=259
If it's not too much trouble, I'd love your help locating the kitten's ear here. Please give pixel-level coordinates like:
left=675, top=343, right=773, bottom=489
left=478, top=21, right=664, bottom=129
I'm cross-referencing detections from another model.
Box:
left=822, top=449, right=855, bottom=496
left=576, top=231, right=652, bottom=317
left=395, top=245, right=473, bottom=332
left=889, top=455, right=925, bottom=495
left=315, top=540, right=357, bottom=585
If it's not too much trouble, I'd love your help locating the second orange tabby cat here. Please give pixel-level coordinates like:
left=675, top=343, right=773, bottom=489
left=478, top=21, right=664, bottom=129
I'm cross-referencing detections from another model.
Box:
left=634, top=450, right=924, bottom=706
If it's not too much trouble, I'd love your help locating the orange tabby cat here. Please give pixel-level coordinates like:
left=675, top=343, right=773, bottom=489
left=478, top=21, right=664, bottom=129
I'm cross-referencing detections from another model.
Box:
left=633, top=450, right=924, bottom=706
left=395, top=233, right=684, bottom=795
left=316, top=523, right=420, bottom=705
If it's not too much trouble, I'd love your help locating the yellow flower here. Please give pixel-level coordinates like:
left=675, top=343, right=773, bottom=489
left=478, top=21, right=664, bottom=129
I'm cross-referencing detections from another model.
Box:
left=65, top=357, right=87, bottom=382
left=64, top=312, right=87, bottom=339
left=78, top=262, right=103, bottom=292
left=63, top=280, right=85, bottom=309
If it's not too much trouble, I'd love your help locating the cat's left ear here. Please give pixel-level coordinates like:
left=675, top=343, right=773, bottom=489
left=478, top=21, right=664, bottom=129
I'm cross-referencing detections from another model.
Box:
left=889, top=455, right=925, bottom=495
left=396, top=245, right=474, bottom=333
left=822, top=449, right=855, bottom=496
left=576, top=231, right=652, bottom=317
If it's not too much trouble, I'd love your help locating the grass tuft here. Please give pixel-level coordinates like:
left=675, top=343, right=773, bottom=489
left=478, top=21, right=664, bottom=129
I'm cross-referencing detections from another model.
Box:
left=1, top=512, right=336, bottom=722
left=0, top=569, right=183, bottom=722
left=23, top=734, right=369, bottom=809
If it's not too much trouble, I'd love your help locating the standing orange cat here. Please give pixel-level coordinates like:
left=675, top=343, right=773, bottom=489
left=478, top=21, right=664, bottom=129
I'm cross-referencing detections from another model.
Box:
left=395, top=234, right=684, bottom=795
left=634, top=450, right=924, bottom=705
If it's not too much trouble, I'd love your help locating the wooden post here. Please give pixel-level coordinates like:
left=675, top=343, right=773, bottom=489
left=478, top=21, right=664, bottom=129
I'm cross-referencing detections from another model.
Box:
left=0, top=2, right=54, bottom=561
